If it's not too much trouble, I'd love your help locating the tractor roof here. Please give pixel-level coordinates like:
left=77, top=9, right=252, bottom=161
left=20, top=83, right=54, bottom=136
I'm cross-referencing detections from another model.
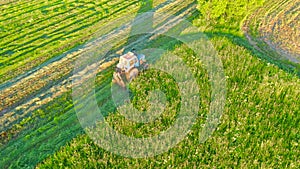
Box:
left=121, top=52, right=135, bottom=60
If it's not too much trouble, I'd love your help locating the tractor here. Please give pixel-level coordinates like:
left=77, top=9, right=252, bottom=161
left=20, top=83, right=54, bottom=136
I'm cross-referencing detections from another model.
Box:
left=112, top=49, right=148, bottom=88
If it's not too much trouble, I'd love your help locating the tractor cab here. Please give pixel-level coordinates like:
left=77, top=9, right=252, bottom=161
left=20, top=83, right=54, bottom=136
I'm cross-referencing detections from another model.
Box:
left=117, top=52, right=139, bottom=73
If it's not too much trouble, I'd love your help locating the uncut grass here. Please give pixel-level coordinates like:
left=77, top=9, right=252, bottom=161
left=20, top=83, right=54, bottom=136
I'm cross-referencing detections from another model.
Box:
left=38, top=38, right=300, bottom=168
left=104, top=68, right=188, bottom=138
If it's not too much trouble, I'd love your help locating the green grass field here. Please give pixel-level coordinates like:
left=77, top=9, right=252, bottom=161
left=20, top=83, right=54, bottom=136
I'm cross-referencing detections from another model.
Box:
left=0, top=0, right=299, bottom=168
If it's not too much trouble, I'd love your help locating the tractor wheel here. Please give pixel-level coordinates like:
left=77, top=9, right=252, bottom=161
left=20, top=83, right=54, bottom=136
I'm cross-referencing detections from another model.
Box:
left=143, top=63, right=149, bottom=70
left=127, top=68, right=139, bottom=82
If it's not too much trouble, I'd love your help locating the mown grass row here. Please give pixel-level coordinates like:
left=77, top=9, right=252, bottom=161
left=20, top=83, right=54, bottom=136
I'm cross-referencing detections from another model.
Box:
left=0, top=0, right=44, bottom=16
left=2, top=0, right=299, bottom=168
left=0, top=0, right=22, bottom=6
left=1, top=0, right=65, bottom=23
left=0, top=1, right=116, bottom=48
left=0, top=1, right=185, bottom=85
left=2, top=0, right=192, bottom=133
left=3, top=0, right=136, bottom=64
left=0, top=0, right=94, bottom=40
left=260, top=0, right=299, bottom=55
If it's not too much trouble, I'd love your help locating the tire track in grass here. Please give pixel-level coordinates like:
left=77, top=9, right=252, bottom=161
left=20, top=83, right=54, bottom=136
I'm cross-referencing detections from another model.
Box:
left=0, top=0, right=111, bottom=54
left=0, top=0, right=105, bottom=41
